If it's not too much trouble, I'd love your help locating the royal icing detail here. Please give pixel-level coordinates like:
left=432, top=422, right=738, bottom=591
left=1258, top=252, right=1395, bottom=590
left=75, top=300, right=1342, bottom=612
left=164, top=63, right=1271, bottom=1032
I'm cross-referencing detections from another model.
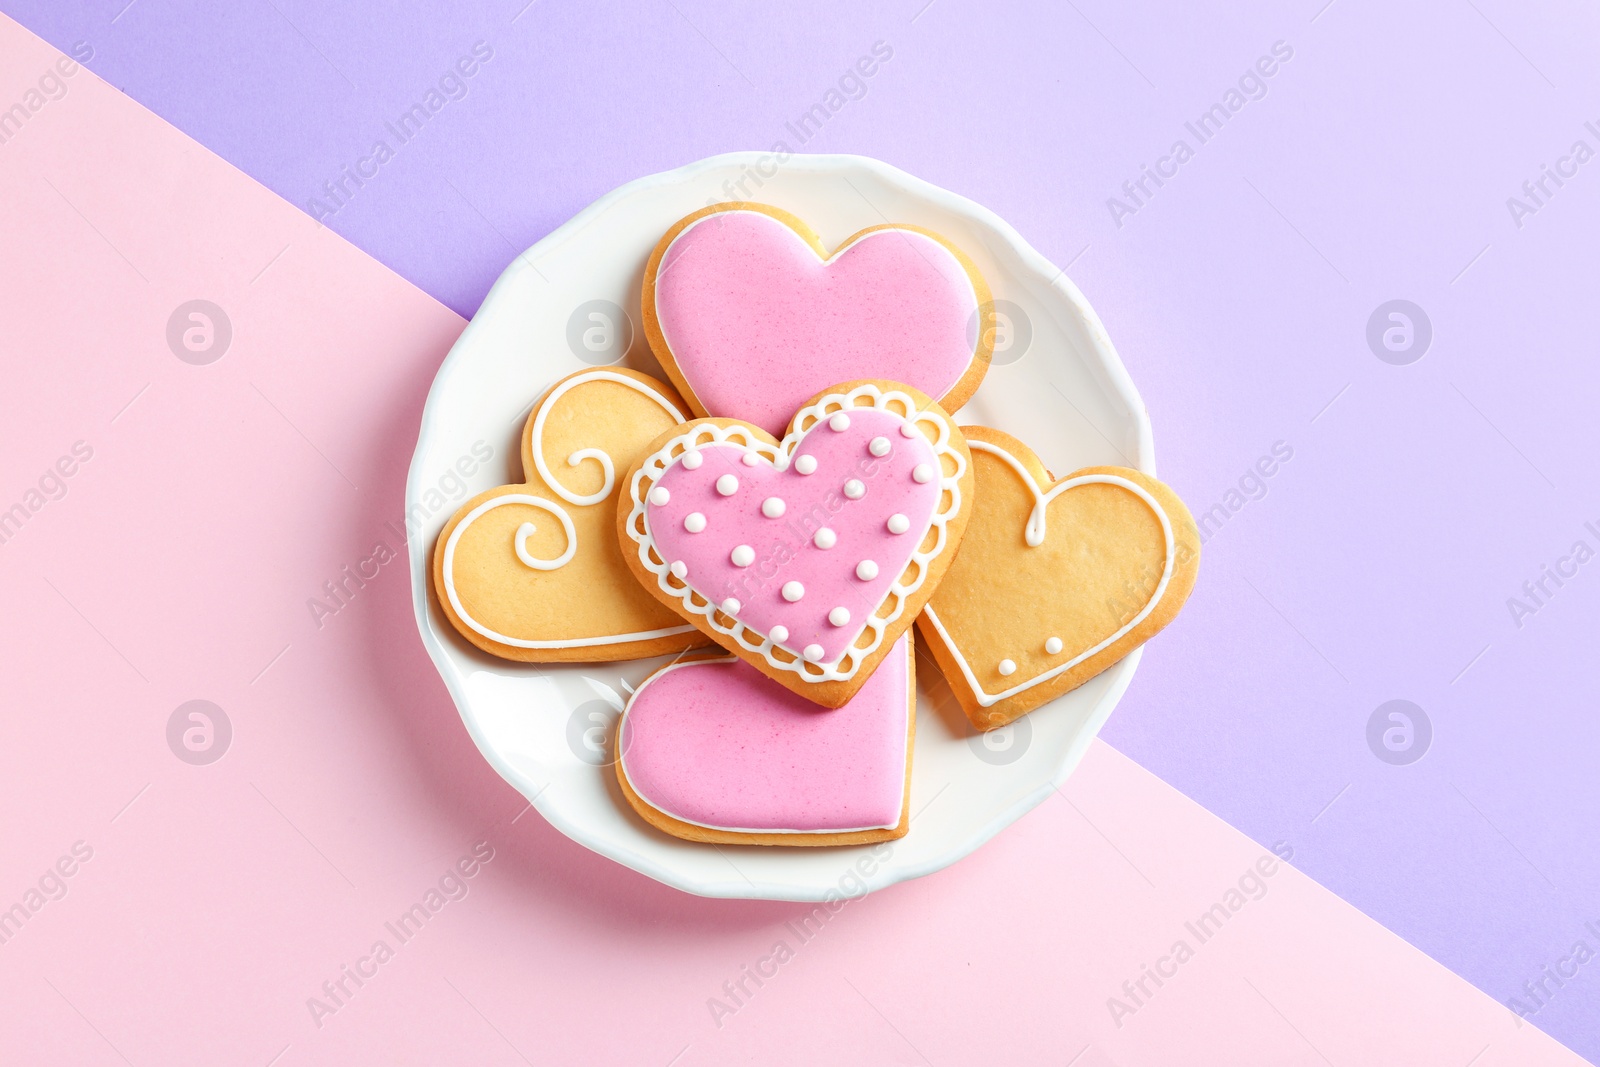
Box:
left=526, top=372, right=681, bottom=507
left=439, top=371, right=697, bottom=650
left=623, top=383, right=964, bottom=682
left=920, top=440, right=1177, bottom=706
left=617, top=635, right=911, bottom=833
left=651, top=208, right=985, bottom=436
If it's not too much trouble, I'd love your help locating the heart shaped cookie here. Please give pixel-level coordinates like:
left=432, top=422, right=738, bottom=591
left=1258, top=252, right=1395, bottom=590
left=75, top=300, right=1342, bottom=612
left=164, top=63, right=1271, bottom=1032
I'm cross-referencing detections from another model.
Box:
left=432, top=368, right=710, bottom=661
left=616, top=634, right=914, bottom=845
left=916, top=426, right=1201, bottom=730
left=618, top=380, right=973, bottom=708
left=643, top=202, right=993, bottom=437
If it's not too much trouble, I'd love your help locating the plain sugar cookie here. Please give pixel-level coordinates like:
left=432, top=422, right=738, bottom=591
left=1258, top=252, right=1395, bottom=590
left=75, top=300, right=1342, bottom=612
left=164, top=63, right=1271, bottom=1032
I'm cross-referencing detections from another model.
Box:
left=916, top=425, right=1201, bottom=730
left=432, top=367, right=711, bottom=662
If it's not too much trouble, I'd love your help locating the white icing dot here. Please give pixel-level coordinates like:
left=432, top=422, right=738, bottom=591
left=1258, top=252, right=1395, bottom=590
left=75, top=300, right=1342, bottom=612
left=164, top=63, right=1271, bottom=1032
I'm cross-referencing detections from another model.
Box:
left=681, top=450, right=703, bottom=470
left=782, top=581, right=805, bottom=602
left=762, top=497, right=786, bottom=518
left=998, top=659, right=1017, bottom=677
left=813, top=528, right=837, bottom=549
left=721, top=597, right=741, bottom=615
left=843, top=479, right=865, bottom=499
left=741, top=451, right=760, bottom=466
left=731, top=544, right=755, bottom=567
left=1046, top=637, right=1064, bottom=655
left=869, top=436, right=891, bottom=457
left=803, top=643, right=825, bottom=662
left=828, top=607, right=851, bottom=627
left=855, top=560, right=879, bottom=581
left=648, top=486, right=671, bottom=506
left=669, top=560, right=688, bottom=580
left=828, top=412, right=851, bottom=431
left=887, top=513, right=910, bottom=534
left=912, top=463, right=934, bottom=484
left=770, top=625, right=789, bottom=644
left=684, top=512, right=706, bottom=533
left=794, top=454, right=818, bottom=475
left=716, top=474, right=739, bottom=496
left=899, top=421, right=918, bottom=438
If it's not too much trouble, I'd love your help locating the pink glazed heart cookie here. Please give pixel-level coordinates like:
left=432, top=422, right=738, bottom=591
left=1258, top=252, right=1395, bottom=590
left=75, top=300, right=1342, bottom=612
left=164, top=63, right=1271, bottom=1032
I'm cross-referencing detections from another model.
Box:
left=616, top=634, right=914, bottom=845
left=618, top=380, right=973, bottom=708
left=642, top=202, right=994, bottom=437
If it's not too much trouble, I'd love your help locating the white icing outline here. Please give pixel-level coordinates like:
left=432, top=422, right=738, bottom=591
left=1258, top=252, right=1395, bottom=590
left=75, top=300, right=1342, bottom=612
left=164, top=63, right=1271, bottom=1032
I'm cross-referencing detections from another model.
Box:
left=623, top=383, right=965, bottom=683
left=921, top=440, right=1176, bottom=708
left=530, top=370, right=687, bottom=506
left=441, top=370, right=696, bottom=650
left=654, top=210, right=983, bottom=406
left=616, top=643, right=911, bottom=835
left=442, top=495, right=691, bottom=648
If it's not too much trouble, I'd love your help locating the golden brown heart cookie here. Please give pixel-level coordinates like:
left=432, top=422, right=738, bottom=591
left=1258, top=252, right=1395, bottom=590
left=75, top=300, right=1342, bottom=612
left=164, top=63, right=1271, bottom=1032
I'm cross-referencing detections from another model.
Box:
left=915, top=425, right=1200, bottom=730
left=432, top=368, right=710, bottom=662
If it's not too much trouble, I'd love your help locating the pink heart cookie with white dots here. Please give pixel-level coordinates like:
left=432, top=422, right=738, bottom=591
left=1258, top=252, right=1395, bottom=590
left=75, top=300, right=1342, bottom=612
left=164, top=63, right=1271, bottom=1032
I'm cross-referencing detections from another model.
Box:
left=618, top=380, right=974, bottom=708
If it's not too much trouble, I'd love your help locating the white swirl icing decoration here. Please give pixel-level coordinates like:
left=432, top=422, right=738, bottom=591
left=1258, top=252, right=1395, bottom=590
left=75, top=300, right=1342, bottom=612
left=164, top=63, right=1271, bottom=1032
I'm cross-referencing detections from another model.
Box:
left=530, top=371, right=687, bottom=505
left=513, top=518, right=574, bottom=570
left=439, top=370, right=696, bottom=650
left=920, top=439, right=1176, bottom=707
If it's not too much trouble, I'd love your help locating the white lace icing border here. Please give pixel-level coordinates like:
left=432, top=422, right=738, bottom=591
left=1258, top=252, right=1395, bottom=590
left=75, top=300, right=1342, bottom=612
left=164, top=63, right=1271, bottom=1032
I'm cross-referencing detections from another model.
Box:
left=622, top=383, right=965, bottom=684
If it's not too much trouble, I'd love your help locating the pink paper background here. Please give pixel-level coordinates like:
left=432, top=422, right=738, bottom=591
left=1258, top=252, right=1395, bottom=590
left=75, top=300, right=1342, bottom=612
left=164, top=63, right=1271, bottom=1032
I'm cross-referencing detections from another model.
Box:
left=0, top=18, right=1586, bottom=1065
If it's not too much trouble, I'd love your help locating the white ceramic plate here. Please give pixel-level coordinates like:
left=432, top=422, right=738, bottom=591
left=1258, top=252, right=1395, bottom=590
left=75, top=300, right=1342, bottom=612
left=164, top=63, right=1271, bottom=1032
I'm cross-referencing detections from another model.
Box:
left=406, top=153, right=1153, bottom=901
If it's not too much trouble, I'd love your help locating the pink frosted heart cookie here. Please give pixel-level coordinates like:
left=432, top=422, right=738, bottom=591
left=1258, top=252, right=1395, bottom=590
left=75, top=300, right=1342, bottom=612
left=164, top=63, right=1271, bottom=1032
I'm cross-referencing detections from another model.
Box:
left=642, top=201, right=994, bottom=437
left=616, top=634, right=914, bottom=846
left=618, top=380, right=973, bottom=708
